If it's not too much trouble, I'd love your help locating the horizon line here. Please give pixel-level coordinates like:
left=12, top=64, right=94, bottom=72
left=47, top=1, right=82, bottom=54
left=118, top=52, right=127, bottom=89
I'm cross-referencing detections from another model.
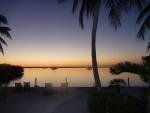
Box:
left=23, top=66, right=110, bottom=68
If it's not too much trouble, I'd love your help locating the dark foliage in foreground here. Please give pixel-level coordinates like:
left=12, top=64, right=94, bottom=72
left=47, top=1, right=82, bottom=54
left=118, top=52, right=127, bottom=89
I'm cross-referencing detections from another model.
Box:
left=0, top=64, right=24, bottom=86
left=108, top=78, right=127, bottom=94
left=87, top=88, right=107, bottom=113
left=87, top=88, right=146, bottom=113
left=108, top=95, right=146, bottom=113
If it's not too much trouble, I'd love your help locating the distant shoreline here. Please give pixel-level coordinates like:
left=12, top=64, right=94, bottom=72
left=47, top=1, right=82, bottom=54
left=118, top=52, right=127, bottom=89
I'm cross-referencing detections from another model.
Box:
left=23, top=66, right=110, bottom=68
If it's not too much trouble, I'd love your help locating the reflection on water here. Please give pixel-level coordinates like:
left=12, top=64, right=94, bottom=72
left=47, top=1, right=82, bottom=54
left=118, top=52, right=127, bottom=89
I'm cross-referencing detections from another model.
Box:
left=9, top=68, right=147, bottom=87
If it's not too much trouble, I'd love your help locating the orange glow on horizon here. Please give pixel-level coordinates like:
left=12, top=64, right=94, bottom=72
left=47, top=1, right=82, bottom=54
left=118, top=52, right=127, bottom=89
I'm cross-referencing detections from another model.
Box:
left=0, top=54, right=141, bottom=68
left=0, top=61, right=113, bottom=68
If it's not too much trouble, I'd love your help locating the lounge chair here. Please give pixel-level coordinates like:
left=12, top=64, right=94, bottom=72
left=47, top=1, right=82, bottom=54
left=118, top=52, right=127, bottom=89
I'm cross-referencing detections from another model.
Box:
left=61, top=83, right=68, bottom=93
left=15, top=82, right=22, bottom=92
left=44, top=83, right=53, bottom=94
left=23, top=82, right=30, bottom=92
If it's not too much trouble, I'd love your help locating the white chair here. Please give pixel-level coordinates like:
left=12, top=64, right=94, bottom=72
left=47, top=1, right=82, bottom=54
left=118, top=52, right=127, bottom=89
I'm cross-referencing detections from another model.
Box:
left=61, top=83, right=68, bottom=93
left=23, top=82, right=30, bottom=92
left=44, top=83, right=53, bottom=94
left=15, top=82, right=22, bottom=92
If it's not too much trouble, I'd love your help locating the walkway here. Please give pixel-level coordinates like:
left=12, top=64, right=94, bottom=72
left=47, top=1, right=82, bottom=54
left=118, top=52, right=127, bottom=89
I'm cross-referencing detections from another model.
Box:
left=0, top=87, right=91, bottom=113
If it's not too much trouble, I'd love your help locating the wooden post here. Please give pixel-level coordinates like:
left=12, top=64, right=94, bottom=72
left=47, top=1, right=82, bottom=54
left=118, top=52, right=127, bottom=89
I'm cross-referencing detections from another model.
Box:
left=35, top=78, right=37, bottom=86
left=65, top=78, right=67, bottom=83
left=128, top=77, right=130, bottom=87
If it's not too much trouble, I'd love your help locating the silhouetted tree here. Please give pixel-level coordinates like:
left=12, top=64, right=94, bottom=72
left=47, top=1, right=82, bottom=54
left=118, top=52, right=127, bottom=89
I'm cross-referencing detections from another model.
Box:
left=110, top=56, right=150, bottom=113
left=109, top=78, right=127, bottom=94
left=0, top=15, right=12, bottom=55
left=58, top=0, right=144, bottom=91
left=0, top=64, right=24, bottom=87
left=136, top=2, right=150, bottom=52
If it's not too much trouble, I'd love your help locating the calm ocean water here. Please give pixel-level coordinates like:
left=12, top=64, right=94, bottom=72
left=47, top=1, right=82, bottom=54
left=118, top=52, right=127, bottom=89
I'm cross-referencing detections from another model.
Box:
left=9, top=68, right=147, bottom=87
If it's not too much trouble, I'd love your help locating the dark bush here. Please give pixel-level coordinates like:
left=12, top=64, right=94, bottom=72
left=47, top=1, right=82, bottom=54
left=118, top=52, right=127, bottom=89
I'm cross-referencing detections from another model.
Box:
left=0, top=64, right=24, bottom=87
left=87, top=88, right=107, bottom=113
left=87, top=88, right=146, bottom=113
left=108, top=95, right=146, bottom=113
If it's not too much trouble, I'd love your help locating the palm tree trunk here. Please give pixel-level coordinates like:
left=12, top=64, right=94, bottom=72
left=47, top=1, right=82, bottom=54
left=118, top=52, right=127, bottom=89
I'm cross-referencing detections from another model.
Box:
left=92, top=0, right=102, bottom=92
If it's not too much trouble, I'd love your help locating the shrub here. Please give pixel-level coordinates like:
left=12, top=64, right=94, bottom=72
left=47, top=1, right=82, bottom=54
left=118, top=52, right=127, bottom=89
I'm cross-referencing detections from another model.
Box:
left=108, top=95, right=146, bottom=113
left=87, top=88, right=107, bottom=113
left=87, top=88, right=146, bottom=113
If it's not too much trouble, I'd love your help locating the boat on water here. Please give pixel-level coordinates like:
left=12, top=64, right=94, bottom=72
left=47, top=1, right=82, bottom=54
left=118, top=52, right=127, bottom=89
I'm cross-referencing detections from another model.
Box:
left=87, top=64, right=92, bottom=70
left=87, top=67, right=92, bottom=70
left=50, top=67, right=58, bottom=70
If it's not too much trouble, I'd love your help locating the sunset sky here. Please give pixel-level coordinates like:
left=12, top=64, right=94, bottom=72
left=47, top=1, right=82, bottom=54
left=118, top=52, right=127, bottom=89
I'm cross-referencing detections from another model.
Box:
left=0, top=0, right=149, bottom=67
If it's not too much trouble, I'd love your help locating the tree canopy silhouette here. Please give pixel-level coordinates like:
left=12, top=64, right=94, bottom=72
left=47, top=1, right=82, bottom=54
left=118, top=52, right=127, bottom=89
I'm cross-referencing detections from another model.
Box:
left=0, top=64, right=24, bottom=87
left=110, top=56, right=150, bottom=113
left=136, top=2, right=150, bottom=52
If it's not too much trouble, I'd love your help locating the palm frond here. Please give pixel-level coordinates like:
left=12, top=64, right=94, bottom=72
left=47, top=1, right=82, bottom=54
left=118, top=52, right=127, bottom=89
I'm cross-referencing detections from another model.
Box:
left=139, top=75, right=148, bottom=83
left=85, top=0, right=96, bottom=18
left=147, top=42, right=150, bottom=52
left=110, top=61, right=132, bottom=75
left=79, top=0, right=86, bottom=29
left=110, top=57, right=150, bottom=83
left=0, top=37, right=8, bottom=46
left=79, top=0, right=97, bottom=29
left=136, top=3, right=150, bottom=24
left=0, top=15, right=8, bottom=25
left=142, top=56, right=150, bottom=64
left=72, top=0, right=79, bottom=14
left=104, top=0, right=144, bottom=30
left=72, top=0, right=98, bottom=29
left=0, top=43, right=4, bottom=55
left=136, top=15, right=150, bottom=41
left=142, top=56, right=150, bottom=70
left=0, top=37, right=8, bottom=55
left=104, top=0, right=127, bottom=30
left=109, top=78, right=127, bottom=87
left=129, top=0, right=145, bottom=12
left=139, top=56, right=149, bottom=83
left=110, top=61, right=149, bottom=78
left=0, top=27, right=12, bottom=39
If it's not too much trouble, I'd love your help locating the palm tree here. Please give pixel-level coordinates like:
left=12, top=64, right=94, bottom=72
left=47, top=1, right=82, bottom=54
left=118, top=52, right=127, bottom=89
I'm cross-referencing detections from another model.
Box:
left=0, top=15, right=12, bottom=55
left=109, top=56, right=150, bottom=113
left=58, top=0, right=144, bottom=91
left=109, top=78, right=127, bottom=94
left=136, top=2, right=150, bottom=52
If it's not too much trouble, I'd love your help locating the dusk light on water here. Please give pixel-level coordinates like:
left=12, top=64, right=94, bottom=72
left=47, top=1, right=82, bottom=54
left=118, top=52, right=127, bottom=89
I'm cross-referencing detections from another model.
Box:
left=0, top=1, right=150, bottom=113
left=9, top=68, right=147, bottom=87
